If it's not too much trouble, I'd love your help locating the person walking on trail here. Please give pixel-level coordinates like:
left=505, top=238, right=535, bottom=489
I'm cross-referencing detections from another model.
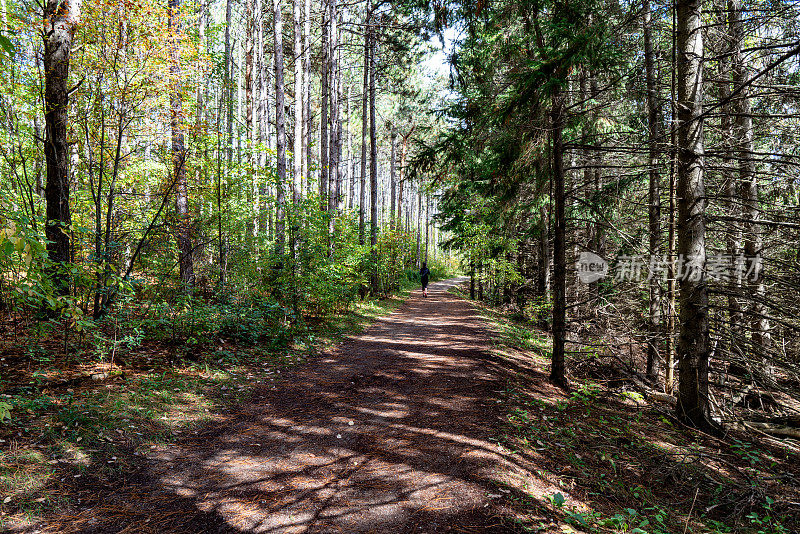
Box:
left=420, top=262, right=430, bottom=298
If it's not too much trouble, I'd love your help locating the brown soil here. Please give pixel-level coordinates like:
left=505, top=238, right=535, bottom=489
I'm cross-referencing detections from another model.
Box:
left=30, top=278, right=534, bottom=533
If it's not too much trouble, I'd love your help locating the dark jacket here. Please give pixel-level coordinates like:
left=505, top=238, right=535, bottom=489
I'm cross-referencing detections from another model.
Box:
left=420, top=267, right=430, bottom=286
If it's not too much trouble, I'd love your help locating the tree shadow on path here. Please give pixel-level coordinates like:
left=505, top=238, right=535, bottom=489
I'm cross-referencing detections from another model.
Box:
left=33, top=278, right=551, bottom=533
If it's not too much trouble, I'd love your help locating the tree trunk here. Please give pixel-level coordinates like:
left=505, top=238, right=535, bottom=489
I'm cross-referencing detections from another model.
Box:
left=539, top=205, right=550, bottom=302
left=675, top=0, right=713, bottom=430
left=168, top=0, right=194, bottom=289
left=274, top=0, right=286, bottom=258
left=416, top=187, right=422, bottom=266
left=358, top=9, right=369, bottom=245
left=303, top=0, right=310, bottom=190
left=730, top=0, right=771, bottom=360
left=424, top=194, right=430, bottom=261
left=389, top=124, right=397, bottom=229
left=550, top=82, right=568, bottom=389
left=644, top=0, right=662, bottom=382
left=292, top=0, right=302, bottom=203
left=369, top=12, right=379, bottom=294
left=43, top=0, right=78, bottom=294
left=330, top=0, right=342, bottom=213
left=665, top=0, right=678, bottom=394
left=719, top=8, right=743, bottom=363
left=225, top=0, right=234, bottom=167
left=319, top=0, right=329, bottom=209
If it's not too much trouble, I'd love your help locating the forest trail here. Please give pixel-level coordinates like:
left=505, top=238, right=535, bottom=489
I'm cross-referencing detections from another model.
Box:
left=39, top=278, right=537, bottom=533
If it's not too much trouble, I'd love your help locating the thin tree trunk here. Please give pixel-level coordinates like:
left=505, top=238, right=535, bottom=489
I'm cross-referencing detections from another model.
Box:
left=665, top=0, right=678, bottom=394
left=358, top=9, right=369, bottom=245
left=330, top=0, right=341, bottom=213
left=389, top=124, right=397, bottom=229
left=550, top=81, right=568, bottom=389
left=730, top=0, right=771, bottom=360
left=719, top=10, right=742, bottom=360
left=369, top=12, right=378, bottom=294
left=293, top=0, right=302, bottom=203
left=539, top=205, right=550, bottom=302
left=644, top=0, right=662, bottom=382
left=43, top=0, right=78, bottom=293
left=319, top=0, right=329, bottom=209
left=225, top=0, right=234, bottom=167
left=424, top=194, right=430, bottom=261
left=346, top=84, right=353, bottom=210
left=676, top=0, right=713, bottom=430
left=168, top=0, right=194, bottom=289
left=274, top=0, right=286, bottom=258
left=246, top=0, right=254, bottom=164
left=302, top=0, right=310, bottom=190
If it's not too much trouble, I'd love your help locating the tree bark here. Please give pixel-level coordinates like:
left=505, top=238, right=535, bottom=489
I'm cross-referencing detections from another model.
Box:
left=730, top=0, right=771, bottom=359
left=329, top=0, right=341, bottom=214
left=319, top=0, right=329, bottom=209
left=389, top=124, right=397, bottom=229
left=676, top=0, right=713, bottom=430
left=274, top=0, right=286, bottom=258
left=168, top=0, right=194, bottom=289
left=358, top=8, right=369, bottom=245
left=550, top=81, right=568, bottom=389
left=293, top=0, right=302, bottom=203
left=303, top=0, right=310, bottom=191
left=369, top=12, right=379, bottom=294
left=644, top=0, right=662, bottom=382
left=43, top=0, right=79, bottom=293
left=225, top=0, right=234, bottom=167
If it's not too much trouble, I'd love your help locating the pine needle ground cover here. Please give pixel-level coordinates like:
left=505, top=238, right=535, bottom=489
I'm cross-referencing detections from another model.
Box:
left=462, top=288, right=800, bottom=534
left=0, top=292, right=409, bottom=530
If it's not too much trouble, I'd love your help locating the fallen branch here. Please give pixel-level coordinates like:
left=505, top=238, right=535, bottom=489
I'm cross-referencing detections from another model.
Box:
left=743, top=421, right=800, bottom=440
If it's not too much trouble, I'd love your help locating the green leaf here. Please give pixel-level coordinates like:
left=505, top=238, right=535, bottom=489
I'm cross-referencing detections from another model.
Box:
left=0, top=33, right=15, bottom=58
left=0, top=401, right=12, bottom=423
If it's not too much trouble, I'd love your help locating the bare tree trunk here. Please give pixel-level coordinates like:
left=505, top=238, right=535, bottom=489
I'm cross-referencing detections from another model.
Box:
left=293, top=0, right=302, bottom=203
left=358, top=9, right=369, bottom=245
left=246, top=0, right=254, bottom=162
left=274, top=0, right=286, bottom=258
left=330, top=0, right=341, bottom=213
left=167, top=0, right=194, bottom=289
left=225, top=0, right=234, bottom=167
left=424, top=194, right=430, bottom=261
left=246, top=0, right=256, bottom=243
left=303, top=0, right=310, bottom=190
left=539, top=205, right=550, bottom=302
left=398, top=127, right=414, bottom=226
left=730, top=0, right=771, bottom=360
left=319, top=0, right=329, bottom=209
left=369, top=14, right=379, bottom=294
left=257, top=0, right=268, bottom=243
left=43, top=0, right=78, bottom=294
left=644, top=0, right=662, bottom=382
left=665, top=0, right=678, bottom=394
left=676, top=0, right=713, bottom=430
left=550, top=82, right=568, bottom=389
left=719, top=11, right=742, bottom=359
left=346, top=84, right=353, bottom=210
left=416, top=188, right=422, bottom=266
left=389, top=124, right=397, bottom=229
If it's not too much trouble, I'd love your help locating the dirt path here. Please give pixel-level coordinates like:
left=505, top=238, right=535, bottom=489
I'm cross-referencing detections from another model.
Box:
left=40, top=278, right=528, bottom=533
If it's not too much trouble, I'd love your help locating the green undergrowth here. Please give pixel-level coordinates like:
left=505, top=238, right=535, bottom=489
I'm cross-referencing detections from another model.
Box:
left=0, top=291, right=409, bottom=527
left=455, top=289, right=796, bottom=534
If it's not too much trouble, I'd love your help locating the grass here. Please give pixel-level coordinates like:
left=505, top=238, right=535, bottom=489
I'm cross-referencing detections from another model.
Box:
left=0, top=290, right=412, bottom=528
